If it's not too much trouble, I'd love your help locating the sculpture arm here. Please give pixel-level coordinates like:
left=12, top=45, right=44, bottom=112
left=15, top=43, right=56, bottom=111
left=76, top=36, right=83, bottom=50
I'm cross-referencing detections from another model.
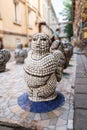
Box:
left=37, top=74, right=57, bottom=98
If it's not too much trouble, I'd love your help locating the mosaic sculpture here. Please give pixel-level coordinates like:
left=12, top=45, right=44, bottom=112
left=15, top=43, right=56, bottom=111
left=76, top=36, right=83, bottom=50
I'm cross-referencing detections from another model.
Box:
left=50, top=40, right=73, bottom=69
left=21, top=33, right=65, bottom=113
left=14, top=43, right=27, bottom=64
left=0, top=49, right=11, bottom=72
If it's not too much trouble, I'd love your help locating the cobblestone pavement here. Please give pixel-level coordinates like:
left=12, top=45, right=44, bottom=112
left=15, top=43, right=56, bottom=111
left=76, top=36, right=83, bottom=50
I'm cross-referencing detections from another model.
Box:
left=0, top=54, right=76, bottom=130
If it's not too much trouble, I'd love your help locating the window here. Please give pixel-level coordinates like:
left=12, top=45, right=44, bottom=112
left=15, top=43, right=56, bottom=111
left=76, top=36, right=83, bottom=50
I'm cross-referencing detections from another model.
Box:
left=28, top=11, right=33, bottom=28
left=14, top=1, right=21, bottom=24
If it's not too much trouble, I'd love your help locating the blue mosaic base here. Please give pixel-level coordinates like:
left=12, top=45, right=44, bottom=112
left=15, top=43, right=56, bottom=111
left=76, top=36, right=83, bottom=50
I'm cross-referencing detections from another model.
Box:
left=18, top=92, right=65, bottom=113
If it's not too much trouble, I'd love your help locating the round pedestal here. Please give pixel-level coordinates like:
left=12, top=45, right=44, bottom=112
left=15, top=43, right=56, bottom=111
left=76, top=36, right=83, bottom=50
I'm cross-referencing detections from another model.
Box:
left=18, top=92, right=65, bottom=113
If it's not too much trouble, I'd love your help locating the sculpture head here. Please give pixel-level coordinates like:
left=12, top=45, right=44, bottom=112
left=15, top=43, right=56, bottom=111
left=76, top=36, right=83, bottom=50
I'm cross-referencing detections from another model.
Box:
left=31, top=33, right=50, bottom=54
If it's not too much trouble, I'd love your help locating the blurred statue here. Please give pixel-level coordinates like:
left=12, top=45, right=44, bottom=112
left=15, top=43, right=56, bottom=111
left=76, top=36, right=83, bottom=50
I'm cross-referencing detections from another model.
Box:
left=14, top=43, right=27, bottom=64
left=50, top=40, right=73, bottom=69
left=24, top=33, right=65, bottom=102
left=62, top=42, right=73, bottom=67
left=50, top=28, right=60, bottom=45
left=28, top=35, right=32, bottom=49
left=0, top=49, right=11, bottom=72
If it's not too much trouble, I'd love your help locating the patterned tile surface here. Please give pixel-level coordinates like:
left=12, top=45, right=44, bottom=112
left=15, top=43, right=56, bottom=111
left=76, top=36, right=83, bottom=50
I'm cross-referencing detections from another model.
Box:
left=0, top=55, right=76, bottom=130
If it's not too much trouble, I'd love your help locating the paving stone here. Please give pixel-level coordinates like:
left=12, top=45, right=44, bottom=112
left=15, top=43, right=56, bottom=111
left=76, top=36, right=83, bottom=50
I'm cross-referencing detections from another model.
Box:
left=43, top=128, right=53, bottom=130
left=40, top=113, right=49, bottom=120
left=75, top=85, right=87, bottom=94
left=81, top=55, right=87, bottom=72
left=75, top=78, right=87, bottom=85
left=47, top=126, right=55, bottom=129
left=20, top=111, right=29, bottom=119
left=76, top=72, right=87, bottom=78
left=38, top=120, right=50, bottom=127
left=56, top=118, right=67, bottom=126
left=74, top=109, right=87, bottom=130
left=67, top=129, right=73, bottom=130
left=28, top=112, right=35, bottom=120
left=0, top=126, right=13, bottom=130
left=60, top=110, right=68, bottom=120
left=47, top=112, right=57, bottom=119
left=67, top=120, right=73, bottom=129
left=36, top=125, right=43, bottom=130
left=75, top=94, right=87, bottom=109
left=76, top=67, right=85, bottom=73
left=55, top=125, right=67, bottom=130
left=49, top=118, right=58, bottom=126
left=68, top=111, right=74, bottom=120
left=53, top=110, right=61, bottom=117
left=10, top=106, right=23, bottom=113
left=34, top=113, right=41, bottom=121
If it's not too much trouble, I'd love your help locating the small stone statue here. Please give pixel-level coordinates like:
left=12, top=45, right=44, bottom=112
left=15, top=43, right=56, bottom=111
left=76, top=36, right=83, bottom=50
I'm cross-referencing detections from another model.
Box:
left=14, top=43, right=27, bottom=64
left=50, top=40, right=73, bottom=69
left=62, top=42, right=73, bottom=67
left=50, top=40, right=67, bottom=69
left=0, top=49, right=11, bottom=72
left=24, top=33, right=65, bottom=102
left=64, top=42, right=73, bottom=58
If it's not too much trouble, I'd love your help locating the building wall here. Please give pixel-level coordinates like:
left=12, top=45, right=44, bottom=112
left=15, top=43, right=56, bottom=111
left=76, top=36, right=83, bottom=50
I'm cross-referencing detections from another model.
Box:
left=0, top=0, right=27, bottom=48
left=0, top=0, right=26, bottom=34
left=73, top=0, right=87, bottom=47
left=3, top=34, right=27, bottom=49
left=0, top=0, right=58, bottom=49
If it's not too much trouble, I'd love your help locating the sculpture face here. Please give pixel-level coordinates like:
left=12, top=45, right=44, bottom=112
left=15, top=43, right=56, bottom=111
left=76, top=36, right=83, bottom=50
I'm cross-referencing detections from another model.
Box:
left=31, top=33, right=50, bottom=53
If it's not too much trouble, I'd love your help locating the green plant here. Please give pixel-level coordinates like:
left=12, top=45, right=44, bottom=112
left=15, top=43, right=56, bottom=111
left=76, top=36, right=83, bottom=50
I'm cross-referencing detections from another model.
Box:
left=62, top=0, right=73, bottom=40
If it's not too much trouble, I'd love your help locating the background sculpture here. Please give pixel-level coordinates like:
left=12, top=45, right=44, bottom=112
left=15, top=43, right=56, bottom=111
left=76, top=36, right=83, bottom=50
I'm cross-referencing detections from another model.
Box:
left=14, top=43, right=27, bottom=64
left=0, top=49, right=11, bottom=72
left=50, top=40, right=73, bottom=69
